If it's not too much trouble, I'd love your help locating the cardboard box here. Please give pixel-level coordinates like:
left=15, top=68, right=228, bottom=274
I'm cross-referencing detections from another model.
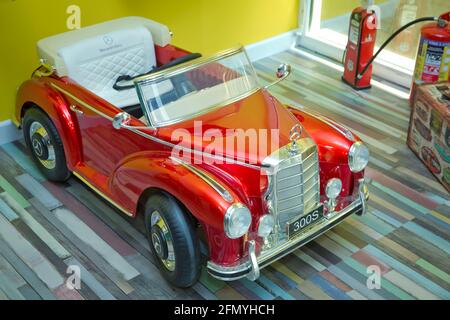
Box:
left=407, top=82, right=450, bottom=192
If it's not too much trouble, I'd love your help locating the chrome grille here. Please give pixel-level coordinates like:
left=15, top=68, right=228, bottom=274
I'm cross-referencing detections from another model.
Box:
left=263, top=138, right=320, bottom=230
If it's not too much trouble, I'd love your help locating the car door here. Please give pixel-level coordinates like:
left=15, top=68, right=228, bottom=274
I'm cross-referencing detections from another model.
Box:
left=62, top=85, right=152, bottom=193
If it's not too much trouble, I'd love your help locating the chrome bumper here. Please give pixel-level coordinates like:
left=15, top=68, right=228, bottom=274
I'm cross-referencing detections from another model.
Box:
left=207, top=181, right=369, bottom=281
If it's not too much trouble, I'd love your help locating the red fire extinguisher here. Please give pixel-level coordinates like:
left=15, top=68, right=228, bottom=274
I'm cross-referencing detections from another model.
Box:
left=342, top=7, right=378, bottom=90
left=411, top=11, right=450, bottom=100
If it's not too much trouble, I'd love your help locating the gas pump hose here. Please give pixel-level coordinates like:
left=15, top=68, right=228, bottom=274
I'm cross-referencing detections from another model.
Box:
left=356, top=16, right=438, bottom=79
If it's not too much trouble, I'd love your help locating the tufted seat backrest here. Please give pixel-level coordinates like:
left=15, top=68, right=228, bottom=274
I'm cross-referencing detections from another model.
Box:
left=37, top=17, right=174, bottom=108
left=58, top=26, right=157, bottom=108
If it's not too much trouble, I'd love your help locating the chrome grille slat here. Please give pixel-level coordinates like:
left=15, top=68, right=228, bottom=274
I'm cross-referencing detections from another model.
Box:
left=277, top=171, right=302, bottom=182
left=278, top=193, right=303, bottom=206
left=304, top=187, right=318, bottom=204
left=277, top=169, right=302, bottom=180
left=303, top=177, right=318, bottom=194
left=303, top=167, right=318, bottom=184
left=270, top=140, right=320, bottom=231
left=302, top=159, right=317, bottom=173
left=277, top=185, right=303, bottom=201
left=303, top=150, right=315, bottom=161
left=278, top=205, right=304, bottom=214
left=302, top=146, right=315, bottom=159
left=278, top=183, right=302, bottom=193
left=277, top=175, right=302, bottom=190
left=278, top=201, right=303, bottom=214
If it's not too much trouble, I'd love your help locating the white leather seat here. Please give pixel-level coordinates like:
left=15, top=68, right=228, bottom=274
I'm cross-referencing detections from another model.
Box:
left=37, top=17, right=174, bottom=109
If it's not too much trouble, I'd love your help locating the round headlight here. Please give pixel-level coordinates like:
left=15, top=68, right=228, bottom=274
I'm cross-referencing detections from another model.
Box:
left=349, top=142, right=369, bottom=172
left=258, top=214, right=275, bottom=238
left=224, top=203, right=252, bottom=239
left=326, top=178, right=342, bottom=199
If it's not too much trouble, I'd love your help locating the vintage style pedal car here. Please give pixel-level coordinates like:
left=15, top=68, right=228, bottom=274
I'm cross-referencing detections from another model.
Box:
left=14, top=17, right=369, bottom=288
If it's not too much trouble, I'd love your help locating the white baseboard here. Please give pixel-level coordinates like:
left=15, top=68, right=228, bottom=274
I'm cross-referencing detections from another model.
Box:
left=245, top=30, right=297, bottom=62
left=0, top=120, right=21, bottom=145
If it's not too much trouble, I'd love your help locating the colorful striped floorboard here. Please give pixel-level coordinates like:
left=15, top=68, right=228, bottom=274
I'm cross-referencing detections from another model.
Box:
left=0, top=49, right=448, bottom=300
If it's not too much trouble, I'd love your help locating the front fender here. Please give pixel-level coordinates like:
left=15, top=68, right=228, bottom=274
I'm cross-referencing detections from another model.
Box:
left=111, top=154, right=237, bottom=228
left=287, top=106, right=357, bottom=164
left=15, top=78, right=82, bottom=170
left=111, top=154, right=245, bottom=265
left=287, top=106, right=365, bottom=201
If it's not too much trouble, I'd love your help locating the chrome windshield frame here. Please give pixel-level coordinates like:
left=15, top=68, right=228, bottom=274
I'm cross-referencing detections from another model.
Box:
left=133, top=46, right=261, bottom=128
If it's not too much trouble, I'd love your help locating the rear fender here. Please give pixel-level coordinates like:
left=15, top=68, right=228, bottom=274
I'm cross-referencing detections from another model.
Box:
left=15, top=78, right=82, bottom=170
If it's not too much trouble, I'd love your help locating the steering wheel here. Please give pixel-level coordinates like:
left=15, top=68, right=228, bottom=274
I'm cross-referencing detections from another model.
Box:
left=156, top=53, right=202, bottom=71
left=113, top=53, right=202, bottom=91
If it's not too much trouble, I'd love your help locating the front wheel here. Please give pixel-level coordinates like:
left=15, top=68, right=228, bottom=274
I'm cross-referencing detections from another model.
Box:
left=144, top=193, right=201, bottom=288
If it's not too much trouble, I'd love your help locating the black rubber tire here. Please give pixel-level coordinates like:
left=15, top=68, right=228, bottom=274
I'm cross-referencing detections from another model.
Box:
left=22, top=107, right=71, bottom=182
left=144, top=193, right=201, bottom=288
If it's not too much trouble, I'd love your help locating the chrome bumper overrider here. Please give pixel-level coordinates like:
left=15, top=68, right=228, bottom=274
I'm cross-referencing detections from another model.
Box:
left=207, top=181, right=369, bottom=281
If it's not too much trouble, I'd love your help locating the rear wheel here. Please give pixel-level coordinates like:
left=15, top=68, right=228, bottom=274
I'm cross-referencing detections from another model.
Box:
left=23, top=108, right=70, bottom=182
left=144, top=193, right=201, bottom=288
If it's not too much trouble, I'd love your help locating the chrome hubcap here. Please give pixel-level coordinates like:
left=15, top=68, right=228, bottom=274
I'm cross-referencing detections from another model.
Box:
left=150, top=211, right=175, bottom=271
left=32, top=138, right=44, bottom=157
left=29, top=122, right=56, bottom=169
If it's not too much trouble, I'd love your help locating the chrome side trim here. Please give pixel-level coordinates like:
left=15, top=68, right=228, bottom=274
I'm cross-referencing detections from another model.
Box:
left=73, top=172, right=133, bottom=217
left=134, top=128, right=262, bottom=170
left=51, top=83, right=114, bottom=120
left=170, top=157, right=234, bottom=203
left=51, top=83, right=263, bottom=170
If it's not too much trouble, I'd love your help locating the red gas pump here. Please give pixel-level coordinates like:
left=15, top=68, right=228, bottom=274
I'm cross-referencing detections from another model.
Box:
left=342, top=7, right=378, bottom=90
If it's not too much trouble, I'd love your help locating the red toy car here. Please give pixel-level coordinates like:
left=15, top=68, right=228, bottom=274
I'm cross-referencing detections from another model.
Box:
left=14, top=17, right=369, bottom=288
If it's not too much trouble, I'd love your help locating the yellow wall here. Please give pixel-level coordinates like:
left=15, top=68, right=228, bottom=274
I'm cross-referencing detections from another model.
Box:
left=0, top=0, right=299, bottom=122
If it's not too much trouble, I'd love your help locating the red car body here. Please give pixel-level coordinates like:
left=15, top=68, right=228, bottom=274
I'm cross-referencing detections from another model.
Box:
left=14, top=21, right=369, bottom=282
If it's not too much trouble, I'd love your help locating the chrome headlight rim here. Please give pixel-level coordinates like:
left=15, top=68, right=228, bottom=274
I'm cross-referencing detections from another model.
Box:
left=348, top=141, right=369, bottom=173
left=257, top=214, right=275, bottom=238
left=224, top=203, right=252, bottom=239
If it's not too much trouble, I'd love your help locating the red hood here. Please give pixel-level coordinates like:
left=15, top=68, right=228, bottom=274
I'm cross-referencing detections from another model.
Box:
left=157, top=90, right=308, bottom=165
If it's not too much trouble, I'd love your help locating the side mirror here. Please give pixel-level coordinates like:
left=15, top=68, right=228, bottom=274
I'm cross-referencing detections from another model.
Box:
left=112, top=112, right=131, bottom=129
left=264, top=63, right=292, bottom=89
left=276, top=64, right=291, bottom=79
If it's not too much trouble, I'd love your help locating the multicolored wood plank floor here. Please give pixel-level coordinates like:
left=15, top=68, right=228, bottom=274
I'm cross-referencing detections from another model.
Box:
left=0, top=49, right=449, bottom=300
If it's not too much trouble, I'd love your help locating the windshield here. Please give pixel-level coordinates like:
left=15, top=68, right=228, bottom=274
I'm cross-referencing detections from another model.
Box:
left=135, top=47, right=260, bottom=127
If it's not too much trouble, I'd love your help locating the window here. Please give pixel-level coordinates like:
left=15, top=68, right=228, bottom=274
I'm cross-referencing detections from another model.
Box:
left=298, top=0, right=447, bottom=88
